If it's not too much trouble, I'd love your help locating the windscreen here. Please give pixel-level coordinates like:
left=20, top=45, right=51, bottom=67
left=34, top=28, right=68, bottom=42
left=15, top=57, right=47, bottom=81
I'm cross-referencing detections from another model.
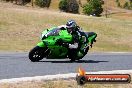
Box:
left=45, top=28, right=60, bottom=37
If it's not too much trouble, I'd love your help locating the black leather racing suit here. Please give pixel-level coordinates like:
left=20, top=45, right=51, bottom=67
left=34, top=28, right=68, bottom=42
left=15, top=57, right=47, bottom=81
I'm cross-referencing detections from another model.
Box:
left=67, top=26, right=88, bottom=58
left=58, top=26, right=88, bottom=56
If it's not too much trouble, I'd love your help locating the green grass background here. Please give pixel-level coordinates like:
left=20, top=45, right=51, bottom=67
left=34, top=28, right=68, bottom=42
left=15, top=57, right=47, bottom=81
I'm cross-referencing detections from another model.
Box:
left=0, top=2, right=132, bottom=52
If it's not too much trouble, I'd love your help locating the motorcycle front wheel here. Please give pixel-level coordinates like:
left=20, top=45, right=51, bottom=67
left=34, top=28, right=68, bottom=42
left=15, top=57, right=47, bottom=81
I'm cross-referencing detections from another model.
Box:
left=29, top=46, right=46, bottom=62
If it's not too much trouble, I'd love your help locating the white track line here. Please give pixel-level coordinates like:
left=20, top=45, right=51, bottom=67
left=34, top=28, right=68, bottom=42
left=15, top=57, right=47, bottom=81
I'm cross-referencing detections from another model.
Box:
left=108, top=52, right=132, bottom=53
left=106, top=52, right=132, bottom=54
left=0, top=70, right=132, bottom=83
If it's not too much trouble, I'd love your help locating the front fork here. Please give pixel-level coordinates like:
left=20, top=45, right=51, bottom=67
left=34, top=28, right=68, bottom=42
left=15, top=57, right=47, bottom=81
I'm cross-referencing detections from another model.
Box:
left=37, top=41, right=50, bottom=57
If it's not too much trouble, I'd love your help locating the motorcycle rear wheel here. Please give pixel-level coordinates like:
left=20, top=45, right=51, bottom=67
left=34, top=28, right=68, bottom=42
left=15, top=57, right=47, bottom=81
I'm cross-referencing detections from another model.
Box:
left=68, top=49, right=78, bottom=62
left=68, top=46, right=89, bottom=62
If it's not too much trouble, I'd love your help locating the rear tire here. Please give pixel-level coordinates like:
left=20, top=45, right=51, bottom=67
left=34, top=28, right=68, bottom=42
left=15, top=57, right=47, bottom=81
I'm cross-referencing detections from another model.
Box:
left=75, top=46, right=89, bottom=61
left=83, top=46, right=89, bottom=56
left=69, top=54, right=76, bottom=62
left=29, top=46, right=46, bottom=62
left=68, top=49, right=80, bottom=62
left=68, top=49, right=77, bottom=62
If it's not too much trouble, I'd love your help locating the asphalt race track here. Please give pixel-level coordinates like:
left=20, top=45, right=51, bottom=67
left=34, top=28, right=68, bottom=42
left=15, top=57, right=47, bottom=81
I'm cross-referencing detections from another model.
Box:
left=0, top=52, right=132, bottom=79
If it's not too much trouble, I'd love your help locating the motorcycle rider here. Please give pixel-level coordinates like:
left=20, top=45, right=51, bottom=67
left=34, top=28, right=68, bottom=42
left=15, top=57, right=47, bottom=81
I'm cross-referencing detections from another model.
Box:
left=66, top=20, right=82, bottom=49
left=58, top=20, right=88, bottom=58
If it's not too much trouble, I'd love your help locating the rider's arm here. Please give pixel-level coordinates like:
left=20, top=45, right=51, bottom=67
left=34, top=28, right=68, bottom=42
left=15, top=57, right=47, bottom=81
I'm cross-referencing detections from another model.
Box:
left=68, top=32, right=79, bottom=49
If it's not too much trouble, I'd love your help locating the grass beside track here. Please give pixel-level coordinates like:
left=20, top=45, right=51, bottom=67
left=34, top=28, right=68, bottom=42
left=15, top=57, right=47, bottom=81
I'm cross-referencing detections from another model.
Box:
left=0, top=79, right=132, bottom=88
left=0, top=2, right=132, bottom=52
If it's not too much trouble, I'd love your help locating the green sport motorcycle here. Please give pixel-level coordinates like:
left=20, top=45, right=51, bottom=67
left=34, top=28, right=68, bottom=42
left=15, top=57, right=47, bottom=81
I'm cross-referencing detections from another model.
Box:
left=29, top=27, right=97, bottom=62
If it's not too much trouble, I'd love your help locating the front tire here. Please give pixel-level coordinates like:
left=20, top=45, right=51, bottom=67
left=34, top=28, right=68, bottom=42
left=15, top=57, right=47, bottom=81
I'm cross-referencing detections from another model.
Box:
left=29, top=46, right=46, bottom=62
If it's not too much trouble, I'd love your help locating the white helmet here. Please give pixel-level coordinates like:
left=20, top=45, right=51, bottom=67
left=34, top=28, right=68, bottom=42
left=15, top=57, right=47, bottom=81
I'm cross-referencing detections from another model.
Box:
left=66, top=20, right=77, bottom=31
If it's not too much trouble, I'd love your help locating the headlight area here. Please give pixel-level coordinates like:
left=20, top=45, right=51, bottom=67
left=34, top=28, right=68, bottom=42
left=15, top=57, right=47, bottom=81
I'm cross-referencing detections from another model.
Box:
left=41, top=33, right=47, bottom=40
left=40, top=33, right=45, bottom=40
